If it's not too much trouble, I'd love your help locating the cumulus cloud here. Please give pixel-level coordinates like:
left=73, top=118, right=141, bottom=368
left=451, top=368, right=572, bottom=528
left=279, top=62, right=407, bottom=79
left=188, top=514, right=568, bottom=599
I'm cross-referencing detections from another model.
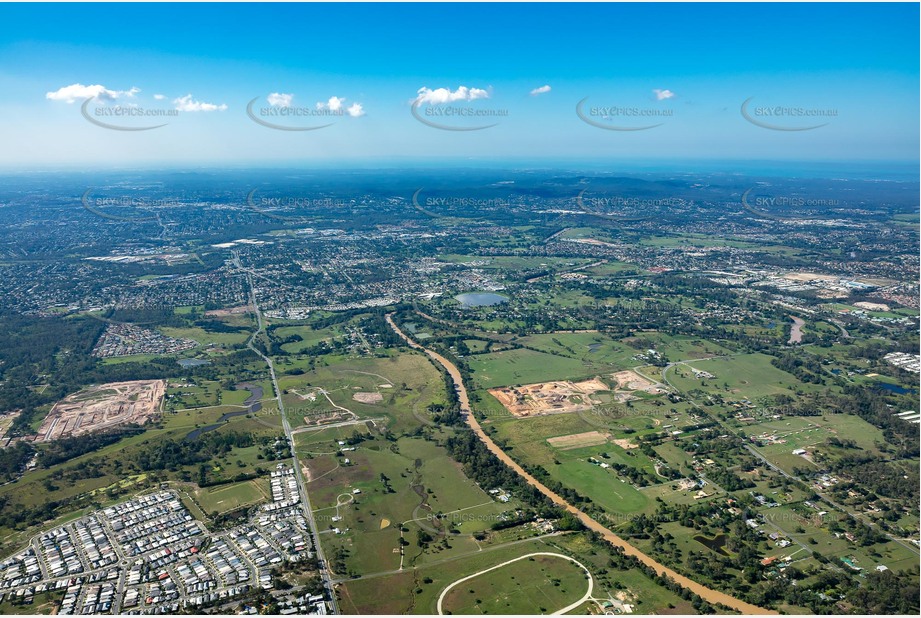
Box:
left=153, top=94, right=166, bottom=100
left=327, top=96, right=344, bottom=112
left=313, top=96, right=365, bottom=117
left=314, top=96, right=343, bottom=111
left=653, top=88, right=675, bottom=101
left=46, top=83, right=139, bottom=103
left=530, top=84, right=552, bottom=96
left=413, top=86, right=489, bottom=106
left=173, top=94, right=227, bottom=112
left=267, top=92, right=293, bottom=107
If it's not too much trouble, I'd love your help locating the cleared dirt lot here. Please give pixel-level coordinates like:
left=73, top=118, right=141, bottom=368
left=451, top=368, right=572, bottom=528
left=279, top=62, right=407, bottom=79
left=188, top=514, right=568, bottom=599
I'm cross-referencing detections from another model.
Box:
left=352, top=391, right=383, bottom=404
left=35, top=379, right=165, bottom=441
left=546, top=430, right=611, bottom=449
left=488, top=379, right=606, bottom=417
left=610, top=370, right=658, bottom=392
left=488, top=372, right=667, bottom=418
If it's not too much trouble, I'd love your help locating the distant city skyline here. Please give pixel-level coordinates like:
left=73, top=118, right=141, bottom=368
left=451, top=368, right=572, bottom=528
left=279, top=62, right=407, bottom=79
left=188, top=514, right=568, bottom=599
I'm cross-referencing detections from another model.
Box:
left=0, top=2, right=918, bottom=168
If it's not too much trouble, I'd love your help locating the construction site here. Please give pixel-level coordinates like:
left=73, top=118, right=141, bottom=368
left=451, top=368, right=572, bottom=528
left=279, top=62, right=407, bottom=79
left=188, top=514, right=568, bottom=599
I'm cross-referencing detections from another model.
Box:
left=34, top=379, right=166, bottom=442
left=488, top=377, right=609, bottom=417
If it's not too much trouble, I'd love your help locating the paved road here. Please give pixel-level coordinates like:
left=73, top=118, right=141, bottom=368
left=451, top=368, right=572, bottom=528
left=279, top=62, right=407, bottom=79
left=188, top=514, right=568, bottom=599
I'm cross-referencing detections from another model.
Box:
left=385, top=313, right=773, bottom=615
left=241, top=259, right=340, bottom=614
left=660, top=359, right=919, bottom=560
left=744, top=444, right=920, bottom=557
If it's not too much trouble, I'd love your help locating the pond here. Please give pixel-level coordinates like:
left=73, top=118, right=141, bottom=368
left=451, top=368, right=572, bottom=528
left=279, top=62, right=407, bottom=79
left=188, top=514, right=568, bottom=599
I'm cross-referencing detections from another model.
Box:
left=876, top=381, right=916, bottom=395
left=693, top=533, right=731, bottom=556
left=455, top=292, right=508, bottom=307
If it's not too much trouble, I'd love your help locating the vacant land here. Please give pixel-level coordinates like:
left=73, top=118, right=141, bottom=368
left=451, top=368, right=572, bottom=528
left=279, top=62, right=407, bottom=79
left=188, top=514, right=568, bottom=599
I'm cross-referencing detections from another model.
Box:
left=546, top=430, right=611, bottom=450
left=194, top=478, right=269, bottom=515
left=301, top=435, right=518, bottom=578
left=467, top=348, right=594, bottom=388
left=667, top=353, right=807, bottom=400
left=439, top=553, right=590, bottom=615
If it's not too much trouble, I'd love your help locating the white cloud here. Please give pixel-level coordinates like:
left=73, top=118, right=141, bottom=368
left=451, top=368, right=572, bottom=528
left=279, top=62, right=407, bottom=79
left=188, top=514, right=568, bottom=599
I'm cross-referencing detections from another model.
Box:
left=653, top=89, right=675, bottom=101
left=46, top=83, right=139, bottom=104
left=413, top=86, right=489, bottom=106
left=530, top=85, right=552, bottom=96
left=327, top=96, right=344, bottom=112
left=267, top=92, right=293, bottom=107
left=173, top=94, right=227, bottom=112
left=315, top=96, right=365, bottom=117
left=153, top=94, right=166, bottom=100
left=315, top=96, right=344, bottom=111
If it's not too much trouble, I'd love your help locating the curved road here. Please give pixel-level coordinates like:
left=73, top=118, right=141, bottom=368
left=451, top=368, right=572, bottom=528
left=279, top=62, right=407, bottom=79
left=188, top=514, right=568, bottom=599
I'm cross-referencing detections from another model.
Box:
left=436, top=552, right=593, bottom=615
left=386, top=313, right=773, bottom=615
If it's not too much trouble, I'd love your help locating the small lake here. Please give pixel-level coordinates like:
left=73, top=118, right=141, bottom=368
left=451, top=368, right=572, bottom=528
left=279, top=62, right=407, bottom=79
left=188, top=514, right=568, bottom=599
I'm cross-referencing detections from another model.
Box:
left=694, top=533, right=731, bottom=556
left=185, top=383, right=263, bottom=441
left=456, top=292, right=508, bottom=307
left=876, top=382, right=916, bottom=395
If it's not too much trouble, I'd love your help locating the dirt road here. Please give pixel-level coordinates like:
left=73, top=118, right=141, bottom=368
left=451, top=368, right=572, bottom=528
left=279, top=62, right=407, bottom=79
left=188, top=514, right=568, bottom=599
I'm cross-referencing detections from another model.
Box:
left=385, top=313, right=774, bottom=615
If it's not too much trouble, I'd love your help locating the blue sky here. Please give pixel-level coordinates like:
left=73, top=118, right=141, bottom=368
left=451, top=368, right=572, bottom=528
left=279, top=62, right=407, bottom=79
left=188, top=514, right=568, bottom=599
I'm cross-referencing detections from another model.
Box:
left=0, top=2, right=917, bottom=168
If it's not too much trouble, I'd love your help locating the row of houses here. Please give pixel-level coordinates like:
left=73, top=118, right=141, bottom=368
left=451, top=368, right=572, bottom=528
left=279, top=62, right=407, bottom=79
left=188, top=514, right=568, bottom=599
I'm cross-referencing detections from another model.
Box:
left=0, top=476, right=320, bottom=615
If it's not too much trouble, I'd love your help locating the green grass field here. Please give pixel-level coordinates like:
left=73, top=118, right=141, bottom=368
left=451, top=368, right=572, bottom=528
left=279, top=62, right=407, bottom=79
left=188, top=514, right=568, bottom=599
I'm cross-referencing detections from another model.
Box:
left=486, top=413, right=658, bottom=517
left=439, top=553, right=590, bottom=615
left=466, top=348, right=596, bottom=388
left=159, top=325, right=251, bottom=346
left=278, top=351, right=447, bottom=434
left=553, top=459, right=650, bottom=514
left=194, top=478, right=269, bottom=514
left=667, top=353, right=810, bottom=400
left=303, top=435, right=519, bottom=578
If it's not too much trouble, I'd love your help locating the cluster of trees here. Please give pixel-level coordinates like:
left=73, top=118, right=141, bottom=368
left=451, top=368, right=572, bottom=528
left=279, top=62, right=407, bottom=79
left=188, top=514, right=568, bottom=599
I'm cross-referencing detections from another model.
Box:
left=441, top=432, right=553, bottom=515
left=705, top=466, right=755, bottom=491
left=37, top=426, right=142, bottom=467
left=0, top=442, right=33, bottom=482
left=135, top=431, right=255, bottom=473
left=771, top=352, right=825, bottom=384
left=604, top=459, right=661, bottom=487
left=829, top=454, right=919, bottom=506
